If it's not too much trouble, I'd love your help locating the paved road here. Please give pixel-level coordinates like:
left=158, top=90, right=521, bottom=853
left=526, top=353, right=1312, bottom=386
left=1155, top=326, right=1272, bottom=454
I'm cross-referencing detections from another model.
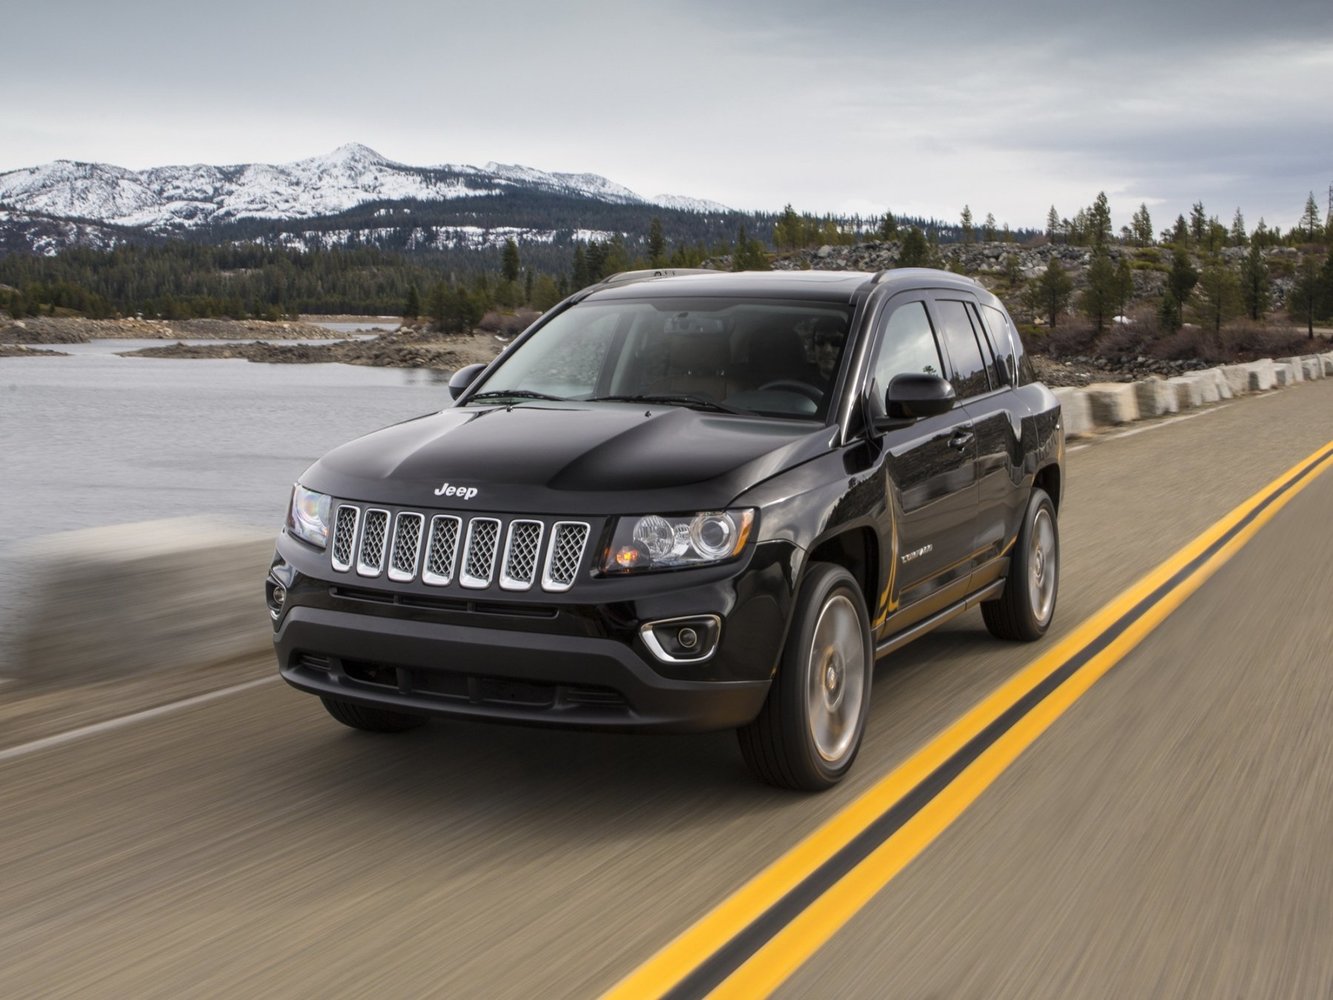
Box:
left=3, top=379, right=1331, bottom=998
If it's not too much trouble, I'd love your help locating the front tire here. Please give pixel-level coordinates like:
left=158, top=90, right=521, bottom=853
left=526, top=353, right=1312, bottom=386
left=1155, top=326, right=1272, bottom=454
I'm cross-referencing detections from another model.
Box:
left=738, top=563, right=873, bottom=791
left=320, top=696, right=428, bottom=733
left=982, top=487, right=1058, bottom=641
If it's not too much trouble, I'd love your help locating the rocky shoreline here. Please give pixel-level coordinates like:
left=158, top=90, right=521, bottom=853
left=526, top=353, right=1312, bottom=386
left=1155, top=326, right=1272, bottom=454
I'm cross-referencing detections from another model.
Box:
left=116, top=330, right=507, bottom=371
left=0, top=316, right=348, bottom=344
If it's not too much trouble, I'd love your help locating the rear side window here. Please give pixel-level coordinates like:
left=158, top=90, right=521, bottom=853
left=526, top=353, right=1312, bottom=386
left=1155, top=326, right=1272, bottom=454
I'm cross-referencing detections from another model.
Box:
left=870, top=301, right=945, bottom=394
left=979, top=304, right=1021, bottom=386
left=968, top=303, right=1010, bottom=389
left=932, top=299, right=991, bottom=398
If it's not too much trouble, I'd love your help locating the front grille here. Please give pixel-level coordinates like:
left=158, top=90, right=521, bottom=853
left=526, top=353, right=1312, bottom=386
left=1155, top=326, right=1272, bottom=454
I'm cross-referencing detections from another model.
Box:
left=499, top=520, right=544, bottom=591
left=423, top=515, right=462, bottom=586
left=460, top=518, right=502, bottom=589
left=543, top=522, right=590, bottom=593
left=356, top=509, right=390, bottom=576
left=330, top=504, right=589, bottom=594
left=331, top=506, right=359, bottom=572
left=388, top=512, right=424, bottom=582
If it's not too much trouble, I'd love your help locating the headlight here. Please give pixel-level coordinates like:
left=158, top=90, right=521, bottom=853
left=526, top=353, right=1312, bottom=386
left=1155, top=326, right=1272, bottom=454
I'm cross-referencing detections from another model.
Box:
left=286, top=484, right=332, bottom=548
left=603, top=509, right=755, bottom=573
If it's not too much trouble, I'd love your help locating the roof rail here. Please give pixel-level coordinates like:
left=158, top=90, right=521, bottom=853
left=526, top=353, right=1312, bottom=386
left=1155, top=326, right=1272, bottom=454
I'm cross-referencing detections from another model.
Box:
left=595, top=267, right=720, bottom=289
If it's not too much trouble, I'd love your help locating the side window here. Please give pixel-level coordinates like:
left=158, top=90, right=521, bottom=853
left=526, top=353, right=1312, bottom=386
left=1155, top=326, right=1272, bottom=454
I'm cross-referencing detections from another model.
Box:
left=932, top=299, right=991, bottom=398
left=969, top=302, right=1010, bottom=388
left=870, top=301, right=944, bottom=399
left=979, top=304, right=1019, bottom=387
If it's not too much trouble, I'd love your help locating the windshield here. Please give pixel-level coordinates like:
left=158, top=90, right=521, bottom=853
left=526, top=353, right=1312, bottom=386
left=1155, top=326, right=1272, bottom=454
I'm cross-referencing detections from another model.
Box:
left=467, top=296, right=853, bottom=421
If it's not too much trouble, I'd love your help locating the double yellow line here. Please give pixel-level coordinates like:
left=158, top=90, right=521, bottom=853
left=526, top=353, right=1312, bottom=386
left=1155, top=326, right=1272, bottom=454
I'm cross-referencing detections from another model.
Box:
left=604, top=441, right=1333, bottom=1000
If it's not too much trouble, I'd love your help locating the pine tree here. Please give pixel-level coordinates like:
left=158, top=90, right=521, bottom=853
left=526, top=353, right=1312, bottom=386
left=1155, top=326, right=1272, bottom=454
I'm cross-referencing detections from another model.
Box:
left=960, top=205, right=974, bottom=244
left=647, top=217, right=667, bottom=266
left=774, top=204, right=803, bottom=250
left=1027, top=258, right=1073, bottom=328
left=1229, top=208, right=1248, bottom=247
left=1045, top=206, right=1060, bottom=242
left=1189, top=202, right=1208, bottom=243
left=1289, top=255, right=1321, bottom=337
left=1089, top=192, right=1112, bottom=248
left=1239, top=242, right=1270, bottom=320
left=982, top=213, right=996, bottom=242
left=1130, top=203, right=1154, bottom=246
left=1079, top=249, right=1118, bottom=333
left=1193, top=256, right=1242, bottom=334
left=878, top=210, right=899, bottom=241
left=897, top=227, right=930, bottom=267
left=1299, top=192, right=1322, bottom=243
left=1115, top=257, right=1133, bottom=318
left=501, top=238, right=521, bottom=283
left=403, top=284, right=421, bottom=319
left=1160, top=247, right=1198, bottom=332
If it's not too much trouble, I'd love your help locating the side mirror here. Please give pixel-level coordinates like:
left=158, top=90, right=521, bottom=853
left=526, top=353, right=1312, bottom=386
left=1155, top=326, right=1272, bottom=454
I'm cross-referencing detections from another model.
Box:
left=448, top=362, right=488, bottom=400
left=874, top=373, right=956, bottom=430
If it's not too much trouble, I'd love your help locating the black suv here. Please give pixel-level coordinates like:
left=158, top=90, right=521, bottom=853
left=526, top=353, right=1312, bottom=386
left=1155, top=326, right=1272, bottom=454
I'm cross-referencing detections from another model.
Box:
left=269, top=268, right=1063, bottom=789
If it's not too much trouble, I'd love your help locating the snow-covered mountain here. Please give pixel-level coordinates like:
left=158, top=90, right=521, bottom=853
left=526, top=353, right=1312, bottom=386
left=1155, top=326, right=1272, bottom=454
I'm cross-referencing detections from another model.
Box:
left=0, top=143, right=731, bottom=232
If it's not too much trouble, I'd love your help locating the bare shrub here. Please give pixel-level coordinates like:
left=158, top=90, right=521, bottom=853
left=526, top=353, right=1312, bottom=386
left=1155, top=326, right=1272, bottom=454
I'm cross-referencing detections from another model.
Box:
left=1043, top=321, right=1098, bottom=357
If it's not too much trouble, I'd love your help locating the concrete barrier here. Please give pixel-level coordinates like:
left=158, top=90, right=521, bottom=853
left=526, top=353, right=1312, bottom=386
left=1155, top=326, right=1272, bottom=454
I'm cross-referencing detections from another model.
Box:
left=1084, top=383, right=1140, bottom=426
left=1134, top=378, right=1179, bottom=418
left=1301, top=355, right=1324, bottom=380
left=1052, top=387, right=1093, bottom=438
left=1321, top=353, right=1333, bottom=376
left=1218, top=364, right=1252, bottom=396
left=1275, top=357, right=1305, bottom=383
left=1166, top=375, right=1205, bottom=409
left=1245, top=359, right=1277, bottom=391
left=1200, top=368, right=1234, bottom=400
left=1273, top=362, right=1299, bottom=387
left=12, top=519, right=274, bottom=684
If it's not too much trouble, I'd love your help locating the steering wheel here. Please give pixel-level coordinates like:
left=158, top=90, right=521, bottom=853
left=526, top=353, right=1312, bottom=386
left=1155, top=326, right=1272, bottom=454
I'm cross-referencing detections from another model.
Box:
left=757, top=380, right=824, bottom=404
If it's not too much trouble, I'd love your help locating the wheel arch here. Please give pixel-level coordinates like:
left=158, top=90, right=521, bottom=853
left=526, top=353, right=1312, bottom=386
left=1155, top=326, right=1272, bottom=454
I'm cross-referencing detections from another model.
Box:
left=1033, top=462, right=1062, bottom=512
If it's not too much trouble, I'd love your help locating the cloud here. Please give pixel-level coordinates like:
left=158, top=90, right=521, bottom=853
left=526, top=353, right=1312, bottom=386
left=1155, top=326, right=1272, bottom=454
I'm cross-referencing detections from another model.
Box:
left=3, top=0, right=1331, bottom=230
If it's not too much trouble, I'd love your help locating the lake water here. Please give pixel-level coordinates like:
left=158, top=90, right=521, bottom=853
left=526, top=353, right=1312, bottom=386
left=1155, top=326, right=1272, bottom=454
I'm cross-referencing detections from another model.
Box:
left=0, top=346, right=454, bottom=671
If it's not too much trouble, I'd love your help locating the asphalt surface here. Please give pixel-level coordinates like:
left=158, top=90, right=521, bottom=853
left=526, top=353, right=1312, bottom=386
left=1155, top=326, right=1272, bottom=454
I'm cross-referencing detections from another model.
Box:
left=2, top=377, right=1332, bottom=998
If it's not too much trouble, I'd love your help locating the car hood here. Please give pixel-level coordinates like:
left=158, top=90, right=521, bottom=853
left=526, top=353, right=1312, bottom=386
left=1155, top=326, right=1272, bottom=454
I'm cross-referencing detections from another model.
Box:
left=300, top=402, right=836, bottom=515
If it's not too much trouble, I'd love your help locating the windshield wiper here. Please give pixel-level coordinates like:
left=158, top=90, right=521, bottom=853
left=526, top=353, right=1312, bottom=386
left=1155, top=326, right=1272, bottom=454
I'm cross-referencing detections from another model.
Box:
left=587, top=393, right=744, bottom=414
left=466, top=389, right=569, bottom=403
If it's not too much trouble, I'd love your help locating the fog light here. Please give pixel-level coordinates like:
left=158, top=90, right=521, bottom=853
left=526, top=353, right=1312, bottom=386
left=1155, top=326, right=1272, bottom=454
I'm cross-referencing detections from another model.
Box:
left=640, top=615, right=721, bottom=664
left=266, top=579, right=287, bottom=620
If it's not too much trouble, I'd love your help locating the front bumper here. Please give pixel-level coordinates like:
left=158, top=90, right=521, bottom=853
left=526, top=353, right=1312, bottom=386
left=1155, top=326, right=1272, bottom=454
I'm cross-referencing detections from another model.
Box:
left=276, top=607, right=770, bottom=732
left=269, top=530, right=797, bottom=733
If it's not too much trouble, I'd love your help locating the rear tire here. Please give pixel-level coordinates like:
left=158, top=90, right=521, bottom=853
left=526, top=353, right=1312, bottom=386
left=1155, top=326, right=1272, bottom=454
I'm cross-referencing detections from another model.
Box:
left=320, top=696, right=428, bottom=733
left=738, top=563, right=872, bottom=791
left=982, top=487, right=1058, bottom=641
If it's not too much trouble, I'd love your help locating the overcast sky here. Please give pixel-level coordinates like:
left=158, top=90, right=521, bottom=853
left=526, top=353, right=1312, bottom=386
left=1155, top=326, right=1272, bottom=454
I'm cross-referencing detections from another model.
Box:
left=6, top=0, right=1332, bottom=233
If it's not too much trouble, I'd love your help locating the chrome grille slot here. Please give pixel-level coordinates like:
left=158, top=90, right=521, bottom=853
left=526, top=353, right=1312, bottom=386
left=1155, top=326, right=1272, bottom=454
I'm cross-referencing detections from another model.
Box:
left=542, top=521, right=590, bottom=592
left=331, top=505, right=360, bottom=572
left=499, top=520, right=544, bottom=591
left=388, top=512, right=424, bottom=582
left=459, top=517, right=502, bottom=589
left=356, top=508, right=390, bottom=577
left=422, top=515, right=462, bottom=586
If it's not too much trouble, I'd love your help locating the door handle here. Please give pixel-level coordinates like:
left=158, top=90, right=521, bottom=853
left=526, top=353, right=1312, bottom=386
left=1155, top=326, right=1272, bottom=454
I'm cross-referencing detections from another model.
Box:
left=948, top=429, right=974, bottom=450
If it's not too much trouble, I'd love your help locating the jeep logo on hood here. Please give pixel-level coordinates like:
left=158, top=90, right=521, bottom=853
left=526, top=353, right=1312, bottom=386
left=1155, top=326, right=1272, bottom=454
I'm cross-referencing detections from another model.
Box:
left=433, top=482, right=479, bottom=500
